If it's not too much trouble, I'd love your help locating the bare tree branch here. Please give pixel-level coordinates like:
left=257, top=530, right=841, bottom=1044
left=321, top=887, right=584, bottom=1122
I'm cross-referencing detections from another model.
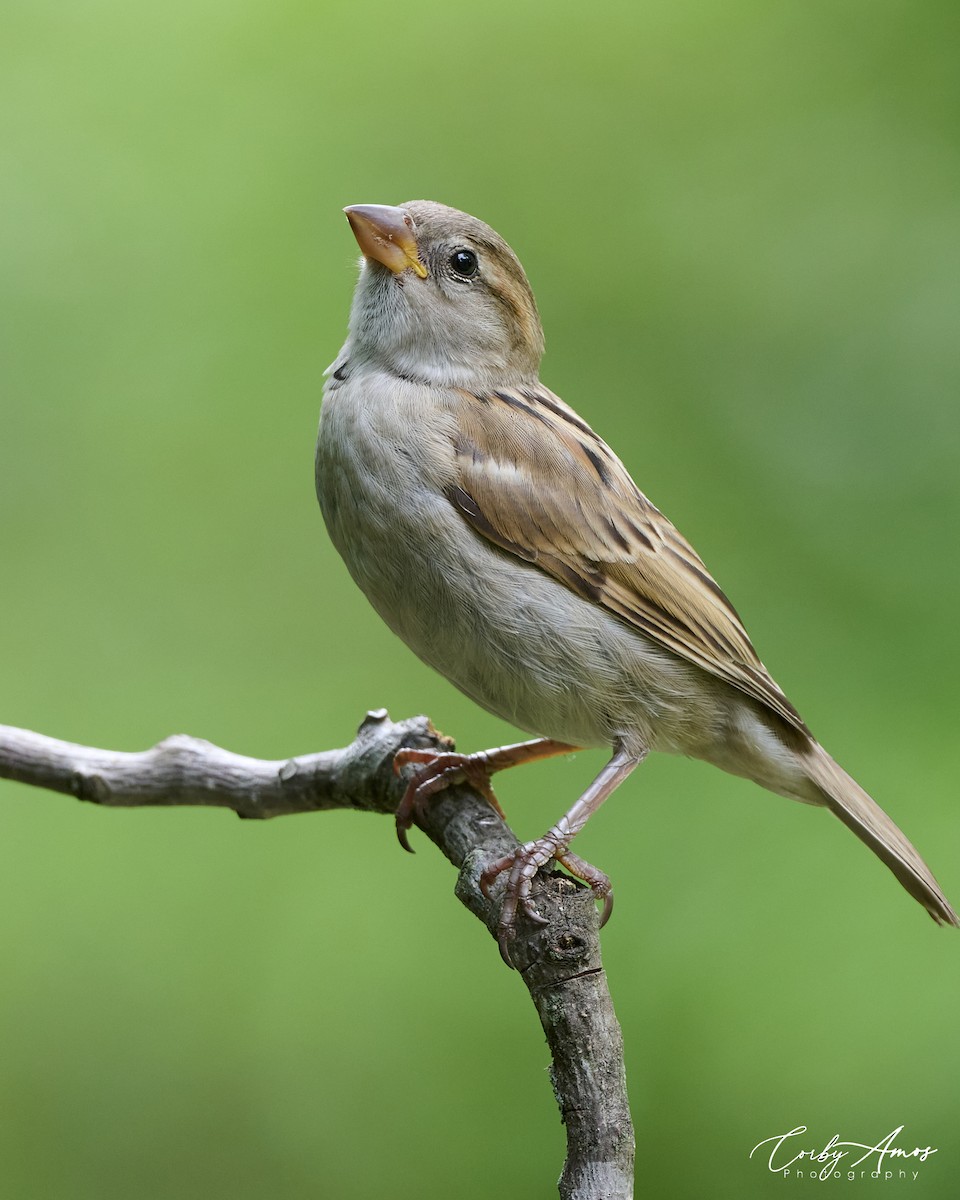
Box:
left=0, top=709, right=635, bottom=1199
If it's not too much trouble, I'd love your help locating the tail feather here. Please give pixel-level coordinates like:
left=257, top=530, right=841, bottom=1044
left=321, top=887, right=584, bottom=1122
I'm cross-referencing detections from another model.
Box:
left=802, top=744, right=958, bottom=927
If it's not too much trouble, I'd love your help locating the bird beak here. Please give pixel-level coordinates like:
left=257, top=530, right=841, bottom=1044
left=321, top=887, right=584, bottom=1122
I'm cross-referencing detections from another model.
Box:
left=343, top=204, right=428, bottom=279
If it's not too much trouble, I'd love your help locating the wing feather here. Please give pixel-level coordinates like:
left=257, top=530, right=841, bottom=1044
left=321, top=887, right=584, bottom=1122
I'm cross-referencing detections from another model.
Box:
left=449, top=385, right=807, bottom=733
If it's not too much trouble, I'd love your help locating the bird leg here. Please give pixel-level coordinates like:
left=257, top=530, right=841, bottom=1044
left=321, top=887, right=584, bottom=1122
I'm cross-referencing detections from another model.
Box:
left=393, top=738, right=579, bottom=852
left=480, top=742, right=646, bottom=965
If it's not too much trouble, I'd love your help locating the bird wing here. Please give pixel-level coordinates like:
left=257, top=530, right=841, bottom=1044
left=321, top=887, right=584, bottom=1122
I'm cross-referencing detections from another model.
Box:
left=447, top=384, right=807, bottom=733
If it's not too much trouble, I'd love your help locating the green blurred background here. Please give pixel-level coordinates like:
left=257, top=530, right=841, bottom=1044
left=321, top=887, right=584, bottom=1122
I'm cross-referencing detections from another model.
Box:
left=2, top=0, right=958, bottom=1195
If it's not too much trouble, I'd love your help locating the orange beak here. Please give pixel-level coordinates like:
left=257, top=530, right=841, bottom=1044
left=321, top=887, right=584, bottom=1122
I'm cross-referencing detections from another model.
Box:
left=343, top=204, right=428, bottom=279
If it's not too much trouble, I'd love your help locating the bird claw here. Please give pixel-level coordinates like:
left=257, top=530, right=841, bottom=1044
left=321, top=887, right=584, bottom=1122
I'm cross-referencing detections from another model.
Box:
left=393, top=748, right=503, bottom=852
left=556, top=850, right=614, bottom=929
left=392, top=740, right=615, bottom=967
left=480, top=839, right=614, bottom=967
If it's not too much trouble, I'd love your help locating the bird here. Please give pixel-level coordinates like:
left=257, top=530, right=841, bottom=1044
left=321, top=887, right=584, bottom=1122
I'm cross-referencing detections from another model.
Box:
left=315, top=199, right=957, bottom=962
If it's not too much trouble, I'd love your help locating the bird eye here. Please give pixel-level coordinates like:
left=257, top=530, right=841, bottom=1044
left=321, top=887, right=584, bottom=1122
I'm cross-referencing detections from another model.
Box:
left=449, top=249, right=478, bottom=278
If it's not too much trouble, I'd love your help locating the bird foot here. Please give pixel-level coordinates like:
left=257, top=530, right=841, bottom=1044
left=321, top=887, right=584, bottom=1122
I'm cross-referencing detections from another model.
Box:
left=480, top=840, right=614, bottom=967
left=393, top=748, right=505, bottom=852
left=392, top=738, right=603, bottom=967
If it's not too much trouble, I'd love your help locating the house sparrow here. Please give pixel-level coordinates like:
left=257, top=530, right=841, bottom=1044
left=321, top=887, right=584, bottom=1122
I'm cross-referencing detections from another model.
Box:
left=316, top=199, right=957, bottom=961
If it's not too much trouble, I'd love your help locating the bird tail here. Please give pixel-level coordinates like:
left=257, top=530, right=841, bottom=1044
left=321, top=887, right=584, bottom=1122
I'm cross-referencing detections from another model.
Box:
left=803, top=743, right=958, bottom=927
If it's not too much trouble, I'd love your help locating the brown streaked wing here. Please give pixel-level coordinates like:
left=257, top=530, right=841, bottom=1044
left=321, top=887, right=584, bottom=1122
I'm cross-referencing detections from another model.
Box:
left=448, top=385, right=807, bottom=733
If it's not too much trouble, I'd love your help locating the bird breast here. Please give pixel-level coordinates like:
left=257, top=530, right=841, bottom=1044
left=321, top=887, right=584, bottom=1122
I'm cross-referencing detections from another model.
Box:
left=316, top=368, right=729, bottom=757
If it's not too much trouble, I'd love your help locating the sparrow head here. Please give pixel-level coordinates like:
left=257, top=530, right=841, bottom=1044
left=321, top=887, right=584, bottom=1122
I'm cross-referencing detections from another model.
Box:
left=342, top=201, right=545, bottom=389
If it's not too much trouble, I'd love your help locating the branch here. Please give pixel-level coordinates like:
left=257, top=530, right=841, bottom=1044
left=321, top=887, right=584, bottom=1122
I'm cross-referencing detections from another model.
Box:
left=0, top=709, right=634, bottom=1199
